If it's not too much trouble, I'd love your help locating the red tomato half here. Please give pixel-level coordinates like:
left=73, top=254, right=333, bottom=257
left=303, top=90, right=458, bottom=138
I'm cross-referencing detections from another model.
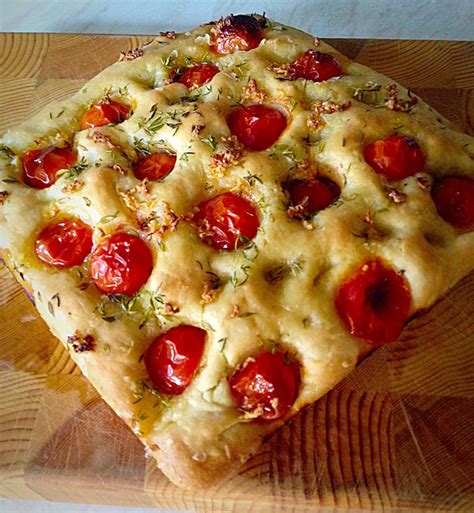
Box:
left=289, top=50, right=343, bottom=82
left=227, top=105, right=287, bottom=151
left=90, top=233, right=153, bottom=296
left=177, top=64, right=219, bottom=88
left=364, top=135, right=426, bottom=181
left=144, top=325, right=206, bottom=395
left=210, top=14, right=263, bottom=55
left=193, top=192, right=259, bottom=251
left=81, top=100, right=130, bottom=130
left=335, top=259, right=411, bottom=345
left=22, top=147, right=77, bottom=189
left=431, top=176, right=474, bottom=230
left=134, top=153, right=176, bottom=181
left=287, top=176, right=340, bottom=216
left=229, top=351, right=300, bottom=420
left=35, top=219, right=93, bottom=269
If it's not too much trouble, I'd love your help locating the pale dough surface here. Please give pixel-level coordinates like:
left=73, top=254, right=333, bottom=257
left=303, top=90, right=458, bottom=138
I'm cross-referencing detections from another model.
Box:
left=1, top=18, right=474, bottom=487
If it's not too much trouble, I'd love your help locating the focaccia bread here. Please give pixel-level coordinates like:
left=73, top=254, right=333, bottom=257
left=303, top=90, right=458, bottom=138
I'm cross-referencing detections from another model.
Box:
left=1, top=15, right=473, bottom=488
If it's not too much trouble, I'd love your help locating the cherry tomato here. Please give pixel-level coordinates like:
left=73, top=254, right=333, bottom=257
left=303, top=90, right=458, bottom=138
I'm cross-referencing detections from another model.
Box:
left=431, top=176, right=474, bottom=230
left=289, top=50, right=343, bottom=82
left=177, top=64, right=219, bottom=88
left=22, top=147, right=77, bottom=189
left=210, top=14, right=263, bottom=55
left=193, top=192, right=259, bottom=251
left=364, top=135, right=426, bottom=181
left=35, top=219, right=93, bottom=269
left=144, top=325, right=206, bottom=395
left=134, top=153, right=176, bottom=181
left=287, top=176, right=340, bottom=216
left=90, top=233, right=153, bottom=296
left=227, top=105, right=287, bottom=151
left=229, top=351, right=300, bottom=420
left=335, top=259, right=411, bottom=345
left=80, top=100, right=130, bottom=130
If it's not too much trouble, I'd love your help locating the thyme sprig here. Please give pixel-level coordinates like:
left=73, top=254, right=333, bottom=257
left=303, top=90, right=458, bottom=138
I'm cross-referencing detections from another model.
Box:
left=58, top=157, right=89, bottom=179
left=132, top=379, right=170, bottom=409
left=268, top=144, right=300, bottom=164
left=95, top=289, right=174, bottom=329
left=133, top=137, right=152, bottom=156
left=200, top=135, right=217, bottom=152
left=229, top=264, right=251, bottom=288
left=266, top=258, right=305, bottom=285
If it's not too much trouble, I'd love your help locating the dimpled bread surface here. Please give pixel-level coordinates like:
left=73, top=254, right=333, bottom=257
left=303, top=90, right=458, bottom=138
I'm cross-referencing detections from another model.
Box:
left=0, top=17, right=473, bottom=487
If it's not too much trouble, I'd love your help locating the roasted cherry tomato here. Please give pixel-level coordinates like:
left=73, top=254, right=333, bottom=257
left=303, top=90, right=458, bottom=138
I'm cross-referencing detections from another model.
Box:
left=80, top=100, right=130, bottom=130
left=287, top=176, right=340, bottom=216
left=289, top=50, right=343, bottom=82
left=229, top=351, right=300, bottom=420
left=210, top=14, right=263, bottom=55
left=22, top=147, right=77, bottom=189
left=144, top=325, right=206, bottom=395
left=90, top=233, right=153, bottom=296
left=431, top=176, right=474, bottom=230
left=35, top=219, right=93, bottom=269
left=364, top=135, right=426, bottom=181
left=227, top=105, right=287, bottom=151
left=193, top=192, right=259, bottom=251
left=335, top=259, right=411, bottom=345
left=177, top=64, right=220, bottom=88
left=134, top=153, right=176, bottom=181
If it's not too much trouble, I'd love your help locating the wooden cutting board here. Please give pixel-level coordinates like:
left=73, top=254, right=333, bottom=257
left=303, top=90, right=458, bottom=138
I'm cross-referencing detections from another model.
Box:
left=0, top=33, right=473, bottom=513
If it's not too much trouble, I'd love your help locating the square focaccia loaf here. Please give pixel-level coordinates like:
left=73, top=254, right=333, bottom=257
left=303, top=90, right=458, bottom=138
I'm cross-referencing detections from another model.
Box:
left=1, top=15, right=473, bottom=488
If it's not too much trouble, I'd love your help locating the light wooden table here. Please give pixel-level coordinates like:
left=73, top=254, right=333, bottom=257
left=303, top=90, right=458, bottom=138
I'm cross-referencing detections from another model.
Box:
left=1, top=32, right=473, bottom=513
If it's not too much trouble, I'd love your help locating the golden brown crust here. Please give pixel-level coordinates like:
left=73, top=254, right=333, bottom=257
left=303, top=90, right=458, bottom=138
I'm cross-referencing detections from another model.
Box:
left=1, top=17, right=474, bottom=488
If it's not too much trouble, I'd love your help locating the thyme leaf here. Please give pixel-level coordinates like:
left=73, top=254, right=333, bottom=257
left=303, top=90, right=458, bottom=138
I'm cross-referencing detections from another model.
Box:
left=217, top=337, right=228, bottom=353
left=200, top=135, right=217, bottom=152
left=243, top=172, right=262, bottom=186
left=0, top=145, right=15, bottom=159
left=97, top=211, right=119, bottom=224
left=2, top=175, right=18, bottom=184
left=180, top=151, right=195, bottom=162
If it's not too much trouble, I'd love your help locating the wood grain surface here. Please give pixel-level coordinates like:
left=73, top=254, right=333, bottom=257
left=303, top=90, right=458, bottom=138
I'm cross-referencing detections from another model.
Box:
left=0, top=34, right=473, bottom=512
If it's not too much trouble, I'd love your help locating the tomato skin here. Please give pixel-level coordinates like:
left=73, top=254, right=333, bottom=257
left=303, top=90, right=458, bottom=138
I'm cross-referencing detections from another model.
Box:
left=229, top=351, right=300, bottom=420
left=289, top=50, right=343, bottom=82
left=335, top=259, right=411, bottom=345
left=227, top=105, right=287, bottom=151
left=35, top=219, right=93, bottom=269
left=364, top=135, right=426, bottom=181
left=134, top=153, right=176, bottom=181
left=288, top=176, right=340, bottom=216
left=193, top=192, right=259, bottom=251
left=22, top=147, right=77, bottom=189
left=210, top=15, right=263, bottom=55
left=80, top=100, right=130, bottom=130
left=177, top=64, right=219, bottom=88
left=431, top=176, right=474, bottom=231
left=90, top=233, right=153, bottom=296
left=144, top=325, right=206, bottom=395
